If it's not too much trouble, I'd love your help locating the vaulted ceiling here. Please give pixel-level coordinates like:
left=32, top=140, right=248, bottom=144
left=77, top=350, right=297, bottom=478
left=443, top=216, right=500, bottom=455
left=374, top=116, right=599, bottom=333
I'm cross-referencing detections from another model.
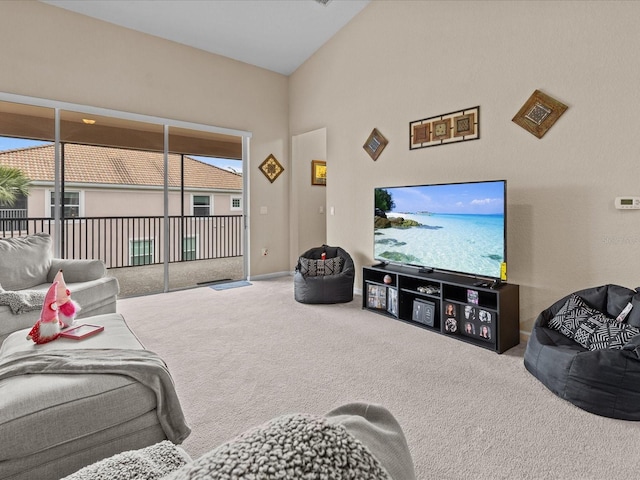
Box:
left=40, top=0, right=370, bottom=76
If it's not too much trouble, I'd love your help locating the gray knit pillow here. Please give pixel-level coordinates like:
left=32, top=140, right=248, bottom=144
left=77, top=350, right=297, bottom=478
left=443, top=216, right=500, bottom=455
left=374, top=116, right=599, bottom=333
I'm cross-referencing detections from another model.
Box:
left=164, top=413, right=391, bottom=480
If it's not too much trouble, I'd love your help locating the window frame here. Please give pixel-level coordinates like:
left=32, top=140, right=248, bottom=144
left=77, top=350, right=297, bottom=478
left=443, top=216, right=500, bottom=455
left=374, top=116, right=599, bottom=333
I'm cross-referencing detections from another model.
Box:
left=129, top=237, right=155, bottom=266
left=182, top=234, right=199, bottom=261
left=47, top=189, right=84, bottom=218
left=191, top=194, right=212, bottom=216
left=230, top=195, right=242, bottom=212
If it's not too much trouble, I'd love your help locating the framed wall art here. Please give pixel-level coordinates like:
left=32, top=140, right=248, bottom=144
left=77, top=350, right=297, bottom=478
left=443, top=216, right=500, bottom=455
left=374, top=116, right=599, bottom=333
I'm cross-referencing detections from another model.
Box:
left=410, top=106, right=479, bottom=150
left=512, top=90, right=568, bottom=139
left=311, top=160, right=326, bottom=186
left=363, top=128, right=388, bottom=161
left=259, top=154, right=284, bottom=183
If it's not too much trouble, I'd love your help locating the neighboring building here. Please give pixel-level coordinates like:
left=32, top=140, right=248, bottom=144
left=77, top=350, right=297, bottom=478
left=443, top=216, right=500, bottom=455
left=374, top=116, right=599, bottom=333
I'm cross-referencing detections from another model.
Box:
left=0, top=143, right=243, bottom=219
left=0, top=143, right=244, bottom=267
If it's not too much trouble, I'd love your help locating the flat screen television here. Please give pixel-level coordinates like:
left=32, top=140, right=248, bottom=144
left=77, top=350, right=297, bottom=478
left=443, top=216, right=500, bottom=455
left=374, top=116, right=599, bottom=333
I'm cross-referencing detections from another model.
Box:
left=374, top=180, right=506, bottom=281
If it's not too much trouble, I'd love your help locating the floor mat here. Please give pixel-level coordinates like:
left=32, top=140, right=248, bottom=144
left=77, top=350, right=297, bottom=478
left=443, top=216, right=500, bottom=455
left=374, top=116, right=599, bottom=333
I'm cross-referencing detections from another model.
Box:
left=210, top=280, right=252, bottom=291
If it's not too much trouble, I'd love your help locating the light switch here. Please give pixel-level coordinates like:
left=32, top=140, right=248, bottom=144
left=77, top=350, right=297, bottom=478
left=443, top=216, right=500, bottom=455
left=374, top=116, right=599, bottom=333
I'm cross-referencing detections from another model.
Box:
left=260, top=206, right=268, bottom=215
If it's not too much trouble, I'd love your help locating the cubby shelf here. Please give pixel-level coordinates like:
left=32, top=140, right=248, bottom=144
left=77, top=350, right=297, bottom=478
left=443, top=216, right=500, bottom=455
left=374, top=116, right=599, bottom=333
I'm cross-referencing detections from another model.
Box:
left=363, top=264, right=520, bottom=353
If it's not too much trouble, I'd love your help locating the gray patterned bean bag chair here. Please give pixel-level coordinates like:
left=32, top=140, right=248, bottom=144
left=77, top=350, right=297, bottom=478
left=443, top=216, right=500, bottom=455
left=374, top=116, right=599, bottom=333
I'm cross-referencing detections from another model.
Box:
left=524, top=284, right=640, bottom=419
left=294, top=245, right=355, bottom=304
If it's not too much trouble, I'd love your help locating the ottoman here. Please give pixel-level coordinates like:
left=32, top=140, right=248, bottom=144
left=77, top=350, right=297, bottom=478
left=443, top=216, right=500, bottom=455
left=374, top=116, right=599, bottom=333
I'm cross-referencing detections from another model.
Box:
left=0, top=313, right=185, bottom=480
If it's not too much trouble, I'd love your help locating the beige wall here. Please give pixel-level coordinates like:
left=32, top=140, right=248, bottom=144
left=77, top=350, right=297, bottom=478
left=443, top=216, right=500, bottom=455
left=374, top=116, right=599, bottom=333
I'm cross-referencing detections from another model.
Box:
left=290, top=0, right=640, bottom=334
left=0, top=0, right=289, bottom=277
left=291, top=128, right=327, bottom=264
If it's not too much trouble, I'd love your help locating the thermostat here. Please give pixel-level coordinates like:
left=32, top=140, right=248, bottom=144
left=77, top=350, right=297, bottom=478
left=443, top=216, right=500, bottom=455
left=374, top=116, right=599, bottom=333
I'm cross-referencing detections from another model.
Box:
left=615, top=197, right=640, bottom=209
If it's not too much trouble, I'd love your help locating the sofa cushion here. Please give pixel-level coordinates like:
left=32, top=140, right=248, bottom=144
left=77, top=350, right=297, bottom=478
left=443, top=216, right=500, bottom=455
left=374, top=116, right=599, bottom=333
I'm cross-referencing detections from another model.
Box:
left=0, top=233, right=52, bottom=290
left=0, top=314, right=154, bottom=463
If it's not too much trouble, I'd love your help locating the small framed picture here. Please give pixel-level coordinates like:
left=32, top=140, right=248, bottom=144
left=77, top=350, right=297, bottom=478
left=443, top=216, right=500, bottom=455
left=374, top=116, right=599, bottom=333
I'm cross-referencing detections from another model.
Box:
left=60, top=324, right=104, bottom=340
left=467, top=289, right=479, bottom=304
left=311, top=160, right=326, bottom=186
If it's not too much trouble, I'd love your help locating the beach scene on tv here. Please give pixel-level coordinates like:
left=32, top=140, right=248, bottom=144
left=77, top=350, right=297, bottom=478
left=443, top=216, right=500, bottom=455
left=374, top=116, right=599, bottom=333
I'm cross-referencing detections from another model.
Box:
left=374, top=181, right=505, bottom=279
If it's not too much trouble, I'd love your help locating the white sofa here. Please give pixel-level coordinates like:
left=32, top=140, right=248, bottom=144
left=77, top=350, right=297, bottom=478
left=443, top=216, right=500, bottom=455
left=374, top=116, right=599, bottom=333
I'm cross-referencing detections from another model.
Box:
left=0, top=233, right=190, bottom=480
left=0, top=233, right=119, bottom=344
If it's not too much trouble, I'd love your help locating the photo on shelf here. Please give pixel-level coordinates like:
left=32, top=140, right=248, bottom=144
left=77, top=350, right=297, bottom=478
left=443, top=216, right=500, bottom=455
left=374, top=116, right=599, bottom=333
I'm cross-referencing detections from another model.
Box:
left=444, top=303, right=456, bottom=317
left=479, top=324, right=492, bottom=341
left=444, top=316, right=458, bottom=334
left=412, top=298, right=435, bottom=327
left=479, top=309, right=493, bottom=323
left=463, top=305, right=476, bottom=322
left=467, top=289, right=479, bottom=304
left=464, top=321, right=476, bottom=336
left=366, top=284, right=387, bottom=310
left=387, top=288, right=398, bottom=316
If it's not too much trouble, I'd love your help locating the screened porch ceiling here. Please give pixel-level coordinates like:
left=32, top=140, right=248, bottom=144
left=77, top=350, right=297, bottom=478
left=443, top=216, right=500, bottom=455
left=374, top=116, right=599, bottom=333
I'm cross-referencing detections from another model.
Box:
left=0, top=100, right=242, bottom=159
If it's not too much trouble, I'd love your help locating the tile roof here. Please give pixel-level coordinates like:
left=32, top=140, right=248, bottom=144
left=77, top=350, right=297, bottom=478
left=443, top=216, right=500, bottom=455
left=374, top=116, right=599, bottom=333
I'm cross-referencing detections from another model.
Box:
left=0, top=144, right=242, bottom=191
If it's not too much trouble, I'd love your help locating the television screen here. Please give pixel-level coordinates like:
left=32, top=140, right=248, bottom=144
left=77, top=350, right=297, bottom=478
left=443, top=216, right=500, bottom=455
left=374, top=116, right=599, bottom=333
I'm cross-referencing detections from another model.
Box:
left=374, top=180, right=506, bottom=280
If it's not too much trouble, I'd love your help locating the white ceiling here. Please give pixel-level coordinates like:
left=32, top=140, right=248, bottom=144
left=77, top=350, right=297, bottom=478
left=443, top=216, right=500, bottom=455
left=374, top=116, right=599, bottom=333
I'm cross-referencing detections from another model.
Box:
left=40, top=0, right=370, bottom=76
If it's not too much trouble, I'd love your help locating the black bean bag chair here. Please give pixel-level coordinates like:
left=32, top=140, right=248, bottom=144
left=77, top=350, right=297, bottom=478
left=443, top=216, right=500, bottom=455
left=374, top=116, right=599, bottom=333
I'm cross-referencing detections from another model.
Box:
left=294, top=245, right=355, bottom=304
left=524, top=284, right=640, bottom=420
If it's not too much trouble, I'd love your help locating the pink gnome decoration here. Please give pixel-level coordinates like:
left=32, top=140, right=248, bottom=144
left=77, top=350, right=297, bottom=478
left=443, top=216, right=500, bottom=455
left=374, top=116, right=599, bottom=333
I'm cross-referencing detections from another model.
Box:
left=54, top=270, right=81, bottom=328
left=26, top=281, right=64, bottom=344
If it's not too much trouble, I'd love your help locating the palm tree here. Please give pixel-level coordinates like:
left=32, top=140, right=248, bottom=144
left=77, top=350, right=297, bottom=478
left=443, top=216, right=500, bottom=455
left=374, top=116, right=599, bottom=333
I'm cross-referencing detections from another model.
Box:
left=0, top=165, right=31, bottom=206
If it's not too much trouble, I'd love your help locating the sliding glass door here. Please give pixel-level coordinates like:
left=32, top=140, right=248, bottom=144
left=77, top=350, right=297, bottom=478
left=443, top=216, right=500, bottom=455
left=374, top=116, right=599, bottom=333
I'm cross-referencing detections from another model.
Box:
left=0, top=95, right=250, bottom=296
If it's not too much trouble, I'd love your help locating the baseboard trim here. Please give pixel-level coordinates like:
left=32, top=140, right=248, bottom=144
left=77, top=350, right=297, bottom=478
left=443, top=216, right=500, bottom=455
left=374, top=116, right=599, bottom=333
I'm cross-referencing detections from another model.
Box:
left=247, top=271, right=292, bottom=281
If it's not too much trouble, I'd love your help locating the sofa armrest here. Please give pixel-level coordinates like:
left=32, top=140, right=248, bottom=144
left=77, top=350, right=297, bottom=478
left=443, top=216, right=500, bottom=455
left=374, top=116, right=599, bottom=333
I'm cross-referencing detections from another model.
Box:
left=48, top=259, right=107, bottom=283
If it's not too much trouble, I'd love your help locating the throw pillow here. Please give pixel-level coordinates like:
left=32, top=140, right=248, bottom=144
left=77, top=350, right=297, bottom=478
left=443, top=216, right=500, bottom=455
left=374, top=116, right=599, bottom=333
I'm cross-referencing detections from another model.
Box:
left=0, top=233, right=53, bottom=290
left=573, top=315, right=640, bottom=350
left=547, top=294, right=597, bottom=340
left=299, top=256, right=344, bottom=277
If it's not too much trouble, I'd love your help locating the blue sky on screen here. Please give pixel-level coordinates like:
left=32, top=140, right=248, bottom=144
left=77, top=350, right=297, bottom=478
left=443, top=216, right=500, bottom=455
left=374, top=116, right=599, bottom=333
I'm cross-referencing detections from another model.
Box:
left=0, top=136, right=242, bottom=174
left=385, top=181, right=505, bottom=215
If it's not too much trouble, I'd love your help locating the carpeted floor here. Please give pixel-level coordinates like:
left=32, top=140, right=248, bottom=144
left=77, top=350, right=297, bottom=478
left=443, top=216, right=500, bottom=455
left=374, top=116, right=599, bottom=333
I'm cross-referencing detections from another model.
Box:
left=118, top=277, right=640, bottom=480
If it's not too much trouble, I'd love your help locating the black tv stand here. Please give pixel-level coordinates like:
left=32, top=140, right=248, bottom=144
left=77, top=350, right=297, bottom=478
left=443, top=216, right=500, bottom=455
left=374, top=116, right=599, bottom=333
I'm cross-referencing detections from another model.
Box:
left=418, top=267, right=434, bottom=274
left=362, top=264, right=520, bottom=353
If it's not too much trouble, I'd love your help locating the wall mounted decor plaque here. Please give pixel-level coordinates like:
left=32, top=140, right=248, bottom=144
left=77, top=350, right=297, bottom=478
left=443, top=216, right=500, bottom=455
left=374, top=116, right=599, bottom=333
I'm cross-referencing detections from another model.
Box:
left=512, top=90, right=568, bottom=139
left=363, top=128, right=388, bottom=161
left=410, top=106, right=479, bottom=150
left=259, top=154, right=284, bottom=183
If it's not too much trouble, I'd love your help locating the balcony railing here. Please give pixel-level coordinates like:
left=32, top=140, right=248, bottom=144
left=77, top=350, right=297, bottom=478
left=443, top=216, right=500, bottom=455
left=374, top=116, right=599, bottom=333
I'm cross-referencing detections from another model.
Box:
left=0, top=215, right=244, bottom=269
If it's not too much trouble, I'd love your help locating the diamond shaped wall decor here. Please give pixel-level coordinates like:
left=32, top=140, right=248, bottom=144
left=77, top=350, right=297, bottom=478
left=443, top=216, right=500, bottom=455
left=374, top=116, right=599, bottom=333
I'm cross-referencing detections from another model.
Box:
left=259, top=154, right=284, bottom=183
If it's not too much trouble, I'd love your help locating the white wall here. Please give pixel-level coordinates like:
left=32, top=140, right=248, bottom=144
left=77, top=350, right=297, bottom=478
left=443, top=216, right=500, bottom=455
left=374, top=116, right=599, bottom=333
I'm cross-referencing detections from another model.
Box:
left=290, top=0, right=640, bottom=333
left=0, top=0, right=289, bottom=278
